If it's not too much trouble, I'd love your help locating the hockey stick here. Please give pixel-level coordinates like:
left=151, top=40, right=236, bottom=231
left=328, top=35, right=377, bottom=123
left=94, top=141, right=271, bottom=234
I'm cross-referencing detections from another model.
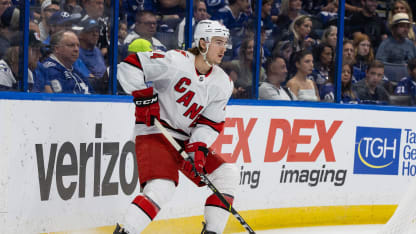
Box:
left=154, top=119, right=256, bottom=234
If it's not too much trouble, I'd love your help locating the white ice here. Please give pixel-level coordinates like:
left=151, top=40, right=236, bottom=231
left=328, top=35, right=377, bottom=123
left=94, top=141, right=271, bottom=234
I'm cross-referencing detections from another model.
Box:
left=233, top=224, right=384, bottom=234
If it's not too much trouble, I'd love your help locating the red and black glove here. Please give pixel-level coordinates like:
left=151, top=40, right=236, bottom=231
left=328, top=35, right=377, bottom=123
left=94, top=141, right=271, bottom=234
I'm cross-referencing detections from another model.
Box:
left=132, top=87, right=160, bottom=126
left=184, top=142, right=209, bottom=175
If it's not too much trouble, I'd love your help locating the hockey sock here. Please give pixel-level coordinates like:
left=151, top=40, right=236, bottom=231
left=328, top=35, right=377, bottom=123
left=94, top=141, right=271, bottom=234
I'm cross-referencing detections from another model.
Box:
left=204, top=193, right=234, bottom=233
left=122, top=195, right=159, bottom=233
left=203, top=163, right=239, bottom=233
left=122, top=179, right=176, bottom=233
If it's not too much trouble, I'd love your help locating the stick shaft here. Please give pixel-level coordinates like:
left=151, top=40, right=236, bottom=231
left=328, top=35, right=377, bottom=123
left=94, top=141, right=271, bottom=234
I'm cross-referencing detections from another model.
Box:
left=153, top=119, right=256, bottom=234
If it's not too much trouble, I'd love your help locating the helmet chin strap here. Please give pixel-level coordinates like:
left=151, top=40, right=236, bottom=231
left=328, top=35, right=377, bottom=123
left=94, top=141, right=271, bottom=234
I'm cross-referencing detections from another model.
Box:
left=199, top=42, right=213, bottom=67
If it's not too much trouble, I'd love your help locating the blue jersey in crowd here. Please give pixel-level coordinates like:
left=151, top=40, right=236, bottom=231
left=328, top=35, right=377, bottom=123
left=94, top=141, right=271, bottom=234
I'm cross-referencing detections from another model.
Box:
left=79, top=47, right=106, bottom=78
left=42, top=56, right=93, bottom=94
left=395, top=76, right=416, bottom=97
left=319, top=83, right=335, bottom=102
left=32, top=62, right=48, bottom=92
left=205, top=0, right=228, bottom=17
left=211, top=5, right=248, bottom=38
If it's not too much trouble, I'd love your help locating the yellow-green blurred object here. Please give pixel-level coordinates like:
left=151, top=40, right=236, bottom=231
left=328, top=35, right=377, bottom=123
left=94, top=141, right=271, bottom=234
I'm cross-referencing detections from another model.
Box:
left=128, top=38, right=153, bottom=52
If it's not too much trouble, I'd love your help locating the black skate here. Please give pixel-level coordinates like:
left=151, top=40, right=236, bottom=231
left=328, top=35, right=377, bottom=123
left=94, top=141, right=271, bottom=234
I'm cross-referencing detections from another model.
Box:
left=113, top=223, right=129, bottom=234
left=201, top=222, right=217, bottom=234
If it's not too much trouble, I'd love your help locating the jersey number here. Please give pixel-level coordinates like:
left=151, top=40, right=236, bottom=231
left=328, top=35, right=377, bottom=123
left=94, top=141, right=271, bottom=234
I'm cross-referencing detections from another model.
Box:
left=150, top=52, right=165, bottom=59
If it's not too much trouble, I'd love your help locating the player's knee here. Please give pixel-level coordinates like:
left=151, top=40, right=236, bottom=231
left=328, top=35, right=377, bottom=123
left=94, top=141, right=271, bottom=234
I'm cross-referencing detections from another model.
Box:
left=209, top=163, right=239, bottom=196
left=143, top=179, right=176, bottom=207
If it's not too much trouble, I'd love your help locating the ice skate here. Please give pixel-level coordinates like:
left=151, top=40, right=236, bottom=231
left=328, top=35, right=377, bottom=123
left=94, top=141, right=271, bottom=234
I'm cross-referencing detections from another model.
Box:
left=201, top=222, right=217, bottom=234
left=113, top=223, right=129, bottom=234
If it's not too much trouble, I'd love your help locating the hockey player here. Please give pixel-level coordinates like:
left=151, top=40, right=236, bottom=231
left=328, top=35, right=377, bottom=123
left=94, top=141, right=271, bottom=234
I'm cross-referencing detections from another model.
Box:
left=114, top=20, right=238, bottom=234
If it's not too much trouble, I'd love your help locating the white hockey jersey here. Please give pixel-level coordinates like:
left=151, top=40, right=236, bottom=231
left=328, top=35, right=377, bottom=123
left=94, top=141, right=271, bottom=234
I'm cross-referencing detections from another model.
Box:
left=118, top=49, right=234, bottom=147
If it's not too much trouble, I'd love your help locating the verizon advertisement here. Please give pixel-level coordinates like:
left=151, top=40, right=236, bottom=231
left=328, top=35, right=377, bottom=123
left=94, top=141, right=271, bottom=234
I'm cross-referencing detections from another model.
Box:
left=1, top=99, right=416, bottom=233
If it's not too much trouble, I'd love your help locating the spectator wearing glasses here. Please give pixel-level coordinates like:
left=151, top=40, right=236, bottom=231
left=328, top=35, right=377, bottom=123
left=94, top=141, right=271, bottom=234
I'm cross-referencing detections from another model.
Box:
left=38, top=0, right=60, bottom=41
left=124, top=10, right=167, bottom=51
left=42, top=30, right=93, bottom=94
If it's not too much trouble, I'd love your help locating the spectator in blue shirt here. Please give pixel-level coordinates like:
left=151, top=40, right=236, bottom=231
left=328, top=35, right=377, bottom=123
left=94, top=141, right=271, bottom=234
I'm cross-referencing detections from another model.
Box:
left=77, top=17, right=107, bottom=93
left=81, top=0, right=110, bottom=58
left=42, top=30, right=93, bottom=94
left=394, top=58, right=416, bottom=104
left=77, top=17, right=106, bottom=77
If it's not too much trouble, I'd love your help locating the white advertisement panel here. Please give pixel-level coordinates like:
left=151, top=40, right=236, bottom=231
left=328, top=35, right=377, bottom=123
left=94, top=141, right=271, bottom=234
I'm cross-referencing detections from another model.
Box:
left=1, top=99, right=416, bottom=233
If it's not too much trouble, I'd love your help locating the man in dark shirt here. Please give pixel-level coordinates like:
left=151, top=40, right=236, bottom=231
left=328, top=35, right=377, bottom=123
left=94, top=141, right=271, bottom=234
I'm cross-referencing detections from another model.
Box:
left=348, top=0, right=387, bottom=49
left=353, top=60, right=389, bottom=104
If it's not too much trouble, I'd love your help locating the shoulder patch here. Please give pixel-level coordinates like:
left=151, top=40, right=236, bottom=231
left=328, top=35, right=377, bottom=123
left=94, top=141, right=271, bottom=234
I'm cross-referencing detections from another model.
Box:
left=42, top=61, right=57, bottom=68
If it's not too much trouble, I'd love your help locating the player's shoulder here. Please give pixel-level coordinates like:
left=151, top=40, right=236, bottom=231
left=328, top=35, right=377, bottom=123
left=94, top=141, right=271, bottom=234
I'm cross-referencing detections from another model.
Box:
left=140, top=49, right=193, bottom=64
left=166, top=49, right=194, bottom=61
left=212, top=65, right=234, bottom=89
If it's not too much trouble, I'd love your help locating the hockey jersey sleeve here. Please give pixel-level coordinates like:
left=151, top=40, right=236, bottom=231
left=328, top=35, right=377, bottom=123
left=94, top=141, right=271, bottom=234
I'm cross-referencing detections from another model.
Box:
left=189, top=72, right=234, bottom=147
left=118, top=51, right=174, bottom=94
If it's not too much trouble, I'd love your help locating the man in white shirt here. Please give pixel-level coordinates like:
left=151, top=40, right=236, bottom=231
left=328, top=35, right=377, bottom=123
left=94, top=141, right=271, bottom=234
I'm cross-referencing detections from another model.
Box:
left=259, top=55, right=296, bottom=100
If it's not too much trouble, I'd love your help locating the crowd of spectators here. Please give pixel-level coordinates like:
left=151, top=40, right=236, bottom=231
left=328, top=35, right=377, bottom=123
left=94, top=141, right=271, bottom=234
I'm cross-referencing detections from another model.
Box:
left=1, top=0, right=416, bottom=106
